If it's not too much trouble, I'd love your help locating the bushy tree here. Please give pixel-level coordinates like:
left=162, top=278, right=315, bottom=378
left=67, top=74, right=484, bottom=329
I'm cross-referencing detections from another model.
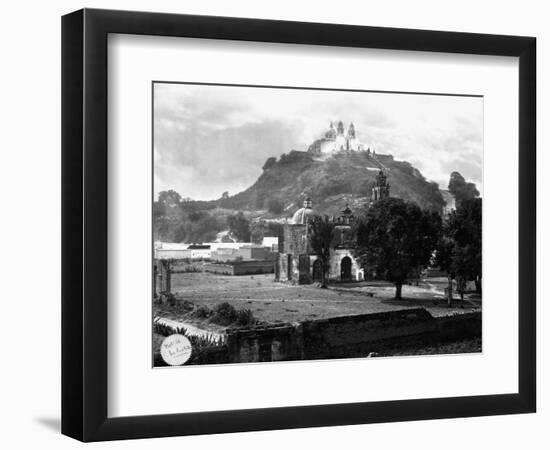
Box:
left=309, top=215, right=336, bottom=288
left=227, top=212, right=251, bottom=242
left=354, top=197, right=440, bottom=299
left=250, top=221, right=282, bottom=245
left=267, top=198, right=284, bottom=214
left=262, top=156, right=277, bottom=171
left=158, top=189, right=182, bottom=207
left=448, top=172, right=479, bottom=206
left=435, top=197, right=482, bottom=306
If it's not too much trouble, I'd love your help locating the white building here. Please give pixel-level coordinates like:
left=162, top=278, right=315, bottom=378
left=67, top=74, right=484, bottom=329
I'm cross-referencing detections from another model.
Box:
left=440, top=190, right=457, bottom=216
left=155, top=240, right=278, bottom=260
left=261, top=236, right=279, bottom=251
left=309, top=121, right=369, bottom=156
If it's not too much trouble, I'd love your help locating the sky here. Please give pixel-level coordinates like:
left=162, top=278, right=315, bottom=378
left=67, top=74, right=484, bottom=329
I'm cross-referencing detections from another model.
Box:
left=154, top=83, right=483, bottom=201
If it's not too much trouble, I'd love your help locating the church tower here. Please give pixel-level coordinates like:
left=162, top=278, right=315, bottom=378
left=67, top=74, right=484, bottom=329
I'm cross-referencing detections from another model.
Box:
left=347, top=122, right=356, bottom=139
left=371, top=170, right=390, bottom=203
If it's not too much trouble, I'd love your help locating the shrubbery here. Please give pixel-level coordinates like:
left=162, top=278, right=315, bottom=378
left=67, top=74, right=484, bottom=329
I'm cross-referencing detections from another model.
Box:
left=211, top=302, right=239, bottom=326
left=191, top=305, right=213, bottom=319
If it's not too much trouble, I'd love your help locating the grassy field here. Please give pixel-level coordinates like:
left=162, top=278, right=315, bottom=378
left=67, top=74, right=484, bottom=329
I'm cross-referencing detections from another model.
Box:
left=154, top=272, right=481, bottom=329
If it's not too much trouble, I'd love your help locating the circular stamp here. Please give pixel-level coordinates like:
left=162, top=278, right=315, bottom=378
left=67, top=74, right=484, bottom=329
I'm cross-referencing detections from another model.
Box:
left=160, top=334, right=192, bottom=366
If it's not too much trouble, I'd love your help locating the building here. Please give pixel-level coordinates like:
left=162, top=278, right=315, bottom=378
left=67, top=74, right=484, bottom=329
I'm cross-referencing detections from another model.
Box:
left=371, top=170, right=391, bottom=203
left=210, top=245, right=277, bottom=262
left=154, top=242, right=191, bottom=259
left=275, top=198, right=363, bottom=284
left=275, top=167, right=395, bottom=285
left=308, top=121, right=369, bottom=156
left=261, top=236, right=279, bottom=252
left=186, top=244, right=212, bottom=259
left=155, top=240, right=277, bottom=262
left=440, top=190, right=456, bottom=216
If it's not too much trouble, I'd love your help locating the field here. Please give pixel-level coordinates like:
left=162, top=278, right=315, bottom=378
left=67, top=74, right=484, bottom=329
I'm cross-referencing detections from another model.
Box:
left=153, top=272, right=481, bottom=330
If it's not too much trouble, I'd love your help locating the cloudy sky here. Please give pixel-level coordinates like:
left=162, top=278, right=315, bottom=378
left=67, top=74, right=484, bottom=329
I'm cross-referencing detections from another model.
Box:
left=154, top=83, right=483, bottom=201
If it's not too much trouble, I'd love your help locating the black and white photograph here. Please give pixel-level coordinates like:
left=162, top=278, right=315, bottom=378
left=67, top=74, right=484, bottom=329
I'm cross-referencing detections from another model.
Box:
left=152, top=82, right=483, bottom=366
left=0, top=0, right=542, bottom=446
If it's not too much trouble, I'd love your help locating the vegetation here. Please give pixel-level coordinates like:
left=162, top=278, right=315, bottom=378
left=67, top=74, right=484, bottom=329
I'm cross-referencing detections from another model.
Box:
left=210, top=302, right=257, bottom=327
left=262, top=156, right=277, bottom=171
left=309, top=215, right=337, bottom=288
left=153, top=151, right=449, bottom=244
left=226, top=212, right=251, bottom=242
left=354, top=197, right=440, bottom=299
left=448, top=171, right=480, bottom=206
left=250, top=220, right=282, bottom=245
left=153, top=191, right=224, bottom=243
left=266, top=198, right=285, bottom=214
left=158, top=296, right=259, bottom=328
left=435, top=197, right=482, bottom=306
left=153, top=320, right=227, bottom=366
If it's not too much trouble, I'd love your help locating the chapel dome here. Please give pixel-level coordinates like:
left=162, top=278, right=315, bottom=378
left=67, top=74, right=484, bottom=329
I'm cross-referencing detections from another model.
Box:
left=324, top=121, right=337, bottom=139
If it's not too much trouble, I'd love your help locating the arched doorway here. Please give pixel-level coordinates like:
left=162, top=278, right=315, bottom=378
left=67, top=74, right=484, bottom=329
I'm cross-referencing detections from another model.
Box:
left=340, top=256, right=352, bottom=281
left=312, top=259, right=323, bottom=282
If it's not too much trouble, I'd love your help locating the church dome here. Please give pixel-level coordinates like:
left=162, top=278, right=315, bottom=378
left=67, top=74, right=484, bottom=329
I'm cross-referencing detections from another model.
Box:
left=291, top=198, right=317, bottom=224
left=324, top=122, right=336, bottom=139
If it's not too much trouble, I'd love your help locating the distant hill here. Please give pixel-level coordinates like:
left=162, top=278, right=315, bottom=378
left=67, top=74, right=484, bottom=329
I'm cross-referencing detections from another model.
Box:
left=218, top=150, right=445, bottom=218
left=153, top=150, right=448, bottom=243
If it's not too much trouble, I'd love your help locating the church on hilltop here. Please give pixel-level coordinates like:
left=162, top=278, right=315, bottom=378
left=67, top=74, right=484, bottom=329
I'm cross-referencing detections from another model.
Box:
left=308, top=120, right=370, bottom=157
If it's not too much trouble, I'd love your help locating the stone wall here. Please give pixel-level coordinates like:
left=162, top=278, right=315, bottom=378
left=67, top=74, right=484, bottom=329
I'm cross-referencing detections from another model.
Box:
left=301, top=308, right=436, bottom=359
left=279, top=224, right=307, bottom=254
left=226, top=324, right=302, bottom=363
left=203, top=260, right=275, bottom=275
left=224, top=309, right=481, bottom=363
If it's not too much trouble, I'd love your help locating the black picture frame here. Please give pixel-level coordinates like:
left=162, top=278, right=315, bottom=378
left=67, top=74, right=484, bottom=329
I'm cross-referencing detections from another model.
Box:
left=61, top=8, right=536, bottom=442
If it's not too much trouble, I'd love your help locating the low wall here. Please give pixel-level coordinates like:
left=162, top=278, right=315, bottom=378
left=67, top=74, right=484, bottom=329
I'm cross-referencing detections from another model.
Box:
left=203, top=260, right=274, bottom=275
left=301, top=308, right=436, bottom=359
left=225, top=309, right=481, bottom=363
left=226, top=324, right=301, bottom=363
left=155, top=308, right=481, bottom=365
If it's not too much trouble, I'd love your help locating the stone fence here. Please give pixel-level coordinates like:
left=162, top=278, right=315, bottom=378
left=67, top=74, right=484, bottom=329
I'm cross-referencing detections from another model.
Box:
left=225, top=309, right=481, bottom=363
left=156, top=309, right=481, bottom=366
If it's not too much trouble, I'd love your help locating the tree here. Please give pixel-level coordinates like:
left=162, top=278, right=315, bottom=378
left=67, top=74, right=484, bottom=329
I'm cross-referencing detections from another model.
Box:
left=262, top=156, right=277, bottom=171
left=157, top=189, right=182, bottom=207
left=250, top=221, right=282, bottom=245
left=435, top=197, right=482, bottom=306
left=354, top=197, right=440, bottom=299
left=448, top=172, right=479, bottom=206
left=267, top=198, right=284, bottom=214
left=309, top=215, right=336, bottom=288
left=435, top=221, right=457, bottom=307
left=452, top=197, right=482, bottom=294
left=227, top=212, right=251, bottom=242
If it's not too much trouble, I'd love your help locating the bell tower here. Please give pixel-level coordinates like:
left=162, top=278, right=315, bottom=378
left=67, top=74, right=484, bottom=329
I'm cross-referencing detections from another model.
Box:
left=371, top=170, right=390, bottom=202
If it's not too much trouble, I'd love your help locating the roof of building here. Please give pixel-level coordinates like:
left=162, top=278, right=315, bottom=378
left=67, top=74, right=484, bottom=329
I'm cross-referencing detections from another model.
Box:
left=188, top=244, right=211, bottom=249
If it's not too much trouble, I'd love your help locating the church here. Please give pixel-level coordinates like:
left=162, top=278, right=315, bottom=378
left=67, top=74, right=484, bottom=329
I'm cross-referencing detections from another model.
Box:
left=308, top=120, right=369, bottom=157
left=275, top=170, right=391, bottom=285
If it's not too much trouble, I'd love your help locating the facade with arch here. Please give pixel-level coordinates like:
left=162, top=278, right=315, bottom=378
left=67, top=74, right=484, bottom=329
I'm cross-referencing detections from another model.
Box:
left=275, top=199, right=364, bottom=284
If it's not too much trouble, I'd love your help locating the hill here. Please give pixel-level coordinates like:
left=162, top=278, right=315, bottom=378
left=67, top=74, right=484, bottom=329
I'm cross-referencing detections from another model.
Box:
left=220, top=150, right=444, bottom=217
left=153, top=150, right=446, bottom=243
